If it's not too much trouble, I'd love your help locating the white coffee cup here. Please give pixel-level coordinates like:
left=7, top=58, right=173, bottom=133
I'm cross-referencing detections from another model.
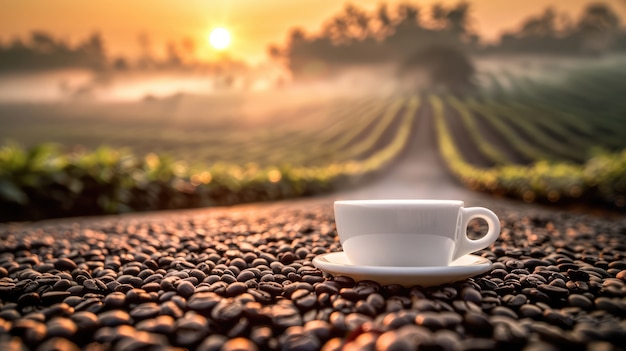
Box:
left=334, top=200, right=500, bottom=267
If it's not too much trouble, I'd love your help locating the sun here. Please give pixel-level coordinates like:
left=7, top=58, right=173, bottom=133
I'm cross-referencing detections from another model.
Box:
left=209, top=27, right=231, bottom=50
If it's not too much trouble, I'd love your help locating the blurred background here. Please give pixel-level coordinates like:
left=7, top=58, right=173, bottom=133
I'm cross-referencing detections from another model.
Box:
left=1, top=0, right=625, bottom=221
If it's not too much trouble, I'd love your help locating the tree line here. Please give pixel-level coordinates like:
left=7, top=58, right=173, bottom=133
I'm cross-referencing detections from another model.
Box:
left=0, top=31, right=238, bottom=73
left=270, top=1, right=625, bottom=79
left=0, top=1, right=623, bottom=75
left=0, top=32, right=108, bottom=73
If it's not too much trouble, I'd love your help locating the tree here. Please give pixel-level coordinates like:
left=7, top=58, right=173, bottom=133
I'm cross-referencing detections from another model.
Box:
left=519, top=8, right=558, bottom=38
left=577, top=3, right=621, bottom=54
left=166, top=41, right=182, bottom=67
left=376, top=3, right=393, bottom=36
left=77, top=33, right=107, bottom=70
left=137, top=32, right=155, bottom=69
left=495, top=6, right=581, bottom=54
left=399, top=45, right=476, bottom=95
left=446, top=2, right=472, bottom=36
left=272, top=1, right=482, bottom=81
left=321, top=4, right=372, bottom=43
left=31, top=31, right=59, bottom=53
left=397, top=2, right=420, bottom=24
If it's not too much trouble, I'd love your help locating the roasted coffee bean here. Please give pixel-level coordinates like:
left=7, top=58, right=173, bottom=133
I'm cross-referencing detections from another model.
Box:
left=332, top=298, right=354, bottom=314
left=568, top=294, right=593, bottom=310
left=315, top=281, right=339, bottom=295
left=269, top=301, right=302, bottom=330
left=381, top=310, right=415, bottom=329
left=197, top=335, right=229, bottom=351
left=175, top=313, right=209, bottom=346
left=302, top=275, right=324, bottom=284
left=98, top=310, right=131, bottom=327
left=376, top=325, right=428, bottom=350
left=525, top=288, right=551, bottom=304
left=293, top=289, right=317, bottom=311
left=42, top=291, right=71, bottom=306
left=188, top=292, right=220, bottom=312
left=221, top=337, right=259, bottom=351
left=249, top=326, right=273, bottom=347
left=491, top=306, right=518, bottom=319
left=463, top=311, right=493, bottom=335
left=159, top=300, right=184, bottom=319
left=453, top=300, right=482, bottom=315
left=18, top=292, right=40, bottom=307
left=333, top=276, right=356, bottom=288
left=387, top=296, right=411, bottom=312
left=9, top=319, right=47, bottom=346
left=542, top=310, right=574, bottom=329
left=40, top=302, right=74, bottom=319
left=414, top=312, right=447, bottom=331
left=74, top=298, right=103, bottom=314
left=280, top=326, right=320, bottom=351
left=225, top=282, right=248, bottom=297
left=3, top=202, right=626, bottom=350
left=46, top=317, right=77, bottom=338
left=54, top=258, right=77, bottom=271
left=355, top=300, right=377, bottom=317
left=177, top=281, right=196, bottom=298
left=211, top=299, right=243, bottom=324
left=284, top=282, right=314, bottom=297
left=70, top=311, right=100, bottom=331
left=429, top=286, right=458, bottom=301
left=491, top=316, right=528, bottom=346
left=532, top=322, right=582, bottom=348
left=221, top=274, right=237, bottom=284
left=103, top=291, right=126, bottom=309
left=303, top=320, right=332, bottom=342
left=52, top=279, right=72, bottom=291
left=460, top=287, right=482, bottom=304
left=41, top=337, right=81, bottom=351
left=129, top=302, right=160, bottom=320
left=259, top=281, right=283, bottom=296
left=237, top=270, right=256, bottom=282
left=505, top=294, right=527, bottom=308
left=339, top=288, right=359, bottom=301
left=595, top=297, right=624, bottom=314
left=248, top=288, right=273, bottom=304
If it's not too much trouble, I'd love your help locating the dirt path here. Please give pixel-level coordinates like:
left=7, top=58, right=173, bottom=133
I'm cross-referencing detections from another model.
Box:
left=333, top=101, right=507, bottom=207
left=328, top=100, right=563, bottom=217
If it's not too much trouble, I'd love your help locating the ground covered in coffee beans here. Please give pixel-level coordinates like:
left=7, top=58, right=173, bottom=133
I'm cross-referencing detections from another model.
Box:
left=0, top=202, right=625, bottom=351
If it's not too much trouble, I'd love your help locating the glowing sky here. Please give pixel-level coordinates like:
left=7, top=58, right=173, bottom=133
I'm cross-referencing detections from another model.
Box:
left=1, top=0, right=624, bottom=64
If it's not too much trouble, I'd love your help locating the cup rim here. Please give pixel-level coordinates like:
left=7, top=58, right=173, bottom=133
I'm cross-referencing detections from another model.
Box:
left=335, top=199, right=464, bottom=206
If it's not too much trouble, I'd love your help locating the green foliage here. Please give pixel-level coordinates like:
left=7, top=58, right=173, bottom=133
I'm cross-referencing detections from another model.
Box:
left=430, top=95, right=626, bottom=208
left=447, top=96, right=508, bottom=165
left=4, top=63, right=626, bottom=222
left=0, top=98, right=418, bottom=221
left=583, top=149, right=626, bottom=207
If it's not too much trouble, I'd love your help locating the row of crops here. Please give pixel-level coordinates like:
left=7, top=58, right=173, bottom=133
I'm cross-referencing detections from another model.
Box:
left=433, top=62, right=626, bottom=208
left=2, top=61, right=625, bottom=221
left=0, top=97, right=420, bottom=221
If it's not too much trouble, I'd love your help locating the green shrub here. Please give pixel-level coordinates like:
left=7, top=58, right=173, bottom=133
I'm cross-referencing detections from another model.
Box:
left=430, top=95, right=626, bottom=208
left=0, top=99, right=420, bottom=222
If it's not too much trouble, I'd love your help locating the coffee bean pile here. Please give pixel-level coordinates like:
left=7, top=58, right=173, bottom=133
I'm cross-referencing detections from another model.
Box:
left=0, top=203, right=625, bottom=351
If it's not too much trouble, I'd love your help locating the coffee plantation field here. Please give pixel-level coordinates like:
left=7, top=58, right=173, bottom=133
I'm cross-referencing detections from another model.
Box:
left=1, top=60, right=625, bottom=221
left=433, top=61, right=626, bottom=207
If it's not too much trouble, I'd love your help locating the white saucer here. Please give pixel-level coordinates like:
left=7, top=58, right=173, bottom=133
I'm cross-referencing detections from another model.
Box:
left=312, top=252, right=492, bottom=287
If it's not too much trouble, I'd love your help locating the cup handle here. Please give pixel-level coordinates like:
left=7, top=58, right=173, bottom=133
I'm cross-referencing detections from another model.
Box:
left=453, top=207, right=500, bottom=261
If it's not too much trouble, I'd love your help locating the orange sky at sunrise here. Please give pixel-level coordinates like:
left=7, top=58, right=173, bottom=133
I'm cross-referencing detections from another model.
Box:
left=1, top=0, right=625, bottom=64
